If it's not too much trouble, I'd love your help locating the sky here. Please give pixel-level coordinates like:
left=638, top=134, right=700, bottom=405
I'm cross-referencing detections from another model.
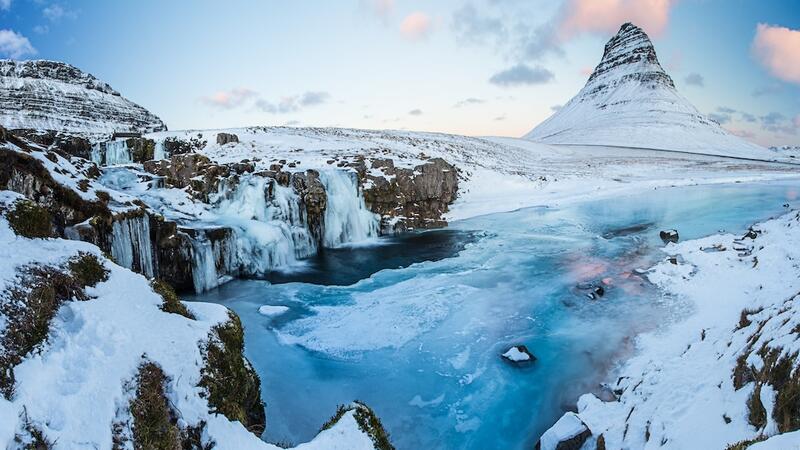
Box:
left=0, top=0, right=798, bottom=146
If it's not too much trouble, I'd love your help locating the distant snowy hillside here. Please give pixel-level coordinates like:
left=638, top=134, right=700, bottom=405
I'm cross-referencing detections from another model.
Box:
left=525, top=23, right=771, bottom=160
left=0, top=60, right=165, bottom=134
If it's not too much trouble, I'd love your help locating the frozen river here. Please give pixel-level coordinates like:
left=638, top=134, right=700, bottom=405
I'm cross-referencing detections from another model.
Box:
left=187, top=181, right=799, bottom=449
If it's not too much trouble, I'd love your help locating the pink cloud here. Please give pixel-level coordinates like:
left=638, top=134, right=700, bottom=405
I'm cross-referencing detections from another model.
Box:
left=753, top=23, right=800, bottom=85
left=794, top=115, right=800, bottom=128
left=726, top=127, right=756, bottom=140
left=202, top=88, right=257, bottom=109
left=400, top=12, right=433, bottom=40
left=579, top=66, right=594, bottom=76
left=559, top=0, right=675, bottom=39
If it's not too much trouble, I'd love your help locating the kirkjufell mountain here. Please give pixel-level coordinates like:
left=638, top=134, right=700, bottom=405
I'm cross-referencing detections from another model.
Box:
left=525, top=23, right=770, bottom=159
left=0, top=59, right=166, bottom=134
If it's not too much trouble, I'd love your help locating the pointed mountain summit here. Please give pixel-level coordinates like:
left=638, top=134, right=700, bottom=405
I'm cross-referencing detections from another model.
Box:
left=0, top=59, right=166, bottom=134
left=525, top=23, right=769, bottom=159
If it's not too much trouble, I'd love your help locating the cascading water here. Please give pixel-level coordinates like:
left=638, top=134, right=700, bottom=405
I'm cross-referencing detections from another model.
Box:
left=211, top=175, right=317, bottom=276
left=91, top=140, right=132, bottom=166
left=153, top=140, right=166, bottom=160
left=110, top=214, right=154, bottom=278
left=319, top=170, right=380, bottom=247
left=188, top=228, right=237, bottom=293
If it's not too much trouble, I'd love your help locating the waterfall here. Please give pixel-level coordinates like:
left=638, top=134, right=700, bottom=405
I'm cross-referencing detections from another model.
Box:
left=110, top=215, right=154, bottom=278
left=212, top=175, right=317, bottom=275
left=188, top=229, right=236, bottom=293
left=153, top=140, right=166, bottom=160
left=91, top=140, right=132, bottom=166
left=319, top=170, right=380, bottom=247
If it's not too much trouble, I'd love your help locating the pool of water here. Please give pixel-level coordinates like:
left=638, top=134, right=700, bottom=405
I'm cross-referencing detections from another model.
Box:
left=187, top=181, right=800, bottom=449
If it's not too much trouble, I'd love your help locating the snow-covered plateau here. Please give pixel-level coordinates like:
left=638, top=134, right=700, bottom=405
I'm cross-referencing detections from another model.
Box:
left=1, top=20, right=800, bottom=450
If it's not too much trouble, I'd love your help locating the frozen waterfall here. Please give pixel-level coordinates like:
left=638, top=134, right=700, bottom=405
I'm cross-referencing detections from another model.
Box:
left=153, top=140, right=166, bottom=160
left=188, top=228, right=237, bottom=293
left=211, top=175, right=317, bottom=275
left=189, top=169, right=380, bottom=291
left=91, top=140, right=132, bottom=166
left=319, top=170, right=380, bottom=247
left=110, top=215, right=154, bottom=278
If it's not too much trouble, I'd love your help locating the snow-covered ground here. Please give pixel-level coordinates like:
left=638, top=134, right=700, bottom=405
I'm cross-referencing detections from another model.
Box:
left=0, top=191, right=386, bottom=449
left=145, top=126, right=800, bottom=223
left=542, top=209, right=800, bottom=449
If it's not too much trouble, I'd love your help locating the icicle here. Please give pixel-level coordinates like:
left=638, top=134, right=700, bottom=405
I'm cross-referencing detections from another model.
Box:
left=110, top=215, right=154, bottom=278
left=90, top=143, right=103, bottom=165
left=319, top=170, right=380, bottom=247
left=188, top=228, right=237, bottom=293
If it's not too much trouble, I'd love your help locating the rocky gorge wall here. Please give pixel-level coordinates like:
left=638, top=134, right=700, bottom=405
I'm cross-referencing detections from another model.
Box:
left=1, top=128, right=460, bottom=295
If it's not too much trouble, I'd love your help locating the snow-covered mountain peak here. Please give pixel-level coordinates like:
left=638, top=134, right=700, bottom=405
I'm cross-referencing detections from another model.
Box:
left=525, top=23, right=772, bottom=160
left=0, top=59, right=166, bottom=135
left=586, top=22, right=674, bottom=90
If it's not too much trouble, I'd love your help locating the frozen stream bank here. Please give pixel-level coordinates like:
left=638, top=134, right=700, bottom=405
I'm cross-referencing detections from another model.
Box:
left=187, top=181, right=800, bottom=449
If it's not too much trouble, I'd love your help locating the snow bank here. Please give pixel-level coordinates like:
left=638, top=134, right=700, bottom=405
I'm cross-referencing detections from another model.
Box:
left=540, top=209, right=800, bottom=448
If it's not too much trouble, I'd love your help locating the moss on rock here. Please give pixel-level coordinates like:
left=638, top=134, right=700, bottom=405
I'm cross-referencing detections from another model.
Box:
left=150, top=279, right=194, bottom=319
left=130, top=363, right=182, bottom=450
left=6, top=199, right=53, bottom=239
left=68, top=252, right=109, bottom=287
left=353, top=401, right=395, bottom=450
left=199, top=312, right=265, bottom=435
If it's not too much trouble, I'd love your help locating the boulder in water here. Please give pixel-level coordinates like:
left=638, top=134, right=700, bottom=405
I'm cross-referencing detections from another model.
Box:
left=659, top=229, right=679, bottom=243
left=501, top=345, right=536, bottom=365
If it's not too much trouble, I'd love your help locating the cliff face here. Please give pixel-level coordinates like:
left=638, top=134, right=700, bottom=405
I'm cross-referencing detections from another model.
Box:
left=0, top=60, right=166, bottom=134
left=524, top=23, right=769, bottom=159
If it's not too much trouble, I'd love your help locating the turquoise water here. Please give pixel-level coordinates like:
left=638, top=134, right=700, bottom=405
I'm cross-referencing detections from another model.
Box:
left=188, top=181, right=800, bottom=449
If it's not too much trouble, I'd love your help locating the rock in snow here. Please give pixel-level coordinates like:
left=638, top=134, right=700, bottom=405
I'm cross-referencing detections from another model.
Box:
left=525, top=23, right=773, bottom=160
left=536, top=412, right=592, bottom=450
left=0, top=59, right=166, bottom=134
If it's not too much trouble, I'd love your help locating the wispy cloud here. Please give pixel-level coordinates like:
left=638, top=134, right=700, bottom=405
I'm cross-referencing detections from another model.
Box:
left=454, top=97, right=485, bottom=108
left=42, top=4, right=77, bottom=22
left=558, top=0, right=676, bottom=39
left=256, top=91, right=331, bottom=114
left=452, top=3, right=505, bottom=45
left=364, top=0, right=394, bottom=20
left=0, top=29, right=36, bottom=59
left=201, top=88, right=257, bottom=109
left=550, top=105, right=562, bottom=112
left=400, top=12, right=433, bottom=40
left=684, top=73, right=704, bottom=87
left=489, top=64, right=554, bottom=87
left=408, top=108, right=423, bottom=116
left=0, top=0, right=11, bottom=11
left=752, top=23, right=800, bottom=85
left=760, top=111, right=797, bottom=135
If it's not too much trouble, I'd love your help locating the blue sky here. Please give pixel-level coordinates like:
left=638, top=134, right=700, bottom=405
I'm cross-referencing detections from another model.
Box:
left=0, top=0, right=798, bottom=146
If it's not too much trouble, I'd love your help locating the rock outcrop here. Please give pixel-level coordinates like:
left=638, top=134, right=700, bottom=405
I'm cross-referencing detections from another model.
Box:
left=143, top=153, right=254, bottom=201
left=216, top=132, right=239, bottom=146
left=349, top=157, right=458, bottom=232
left=0, top=60, right=166, bottom=134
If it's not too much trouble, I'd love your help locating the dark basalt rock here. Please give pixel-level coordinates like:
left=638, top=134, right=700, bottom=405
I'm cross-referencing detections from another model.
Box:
left=143, top=153, right=253, bottom=201
left=501, top=345, right=536, bottom=366
left=10, top=129, right=93, bottom=160
left=216, top=132, right=239, bottom=146
left=349, top=157, right=458, bottom=232
left=660, top=229, right=679, bottom=244
left=291, top=170, right=327, bottom=244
